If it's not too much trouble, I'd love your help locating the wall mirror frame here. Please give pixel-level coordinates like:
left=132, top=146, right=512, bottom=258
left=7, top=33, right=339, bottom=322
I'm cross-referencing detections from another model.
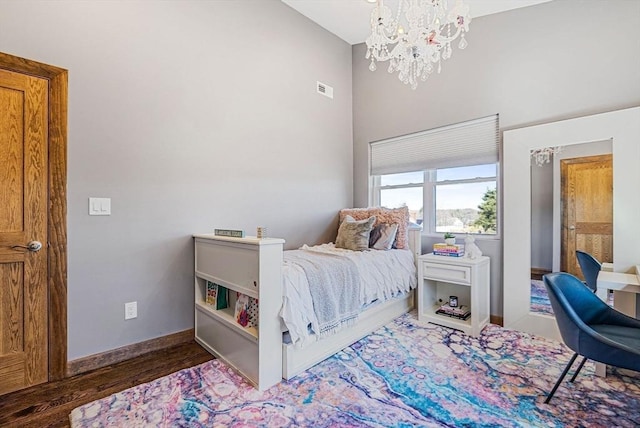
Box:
left=503, top=106, right=640, bottom=341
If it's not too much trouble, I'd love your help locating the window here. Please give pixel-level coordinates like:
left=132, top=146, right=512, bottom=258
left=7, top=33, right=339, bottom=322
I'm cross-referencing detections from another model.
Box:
left=434, top=164, right=497, bottom=234
left=372, top=164, right=498, bottom=235
left=369, top=115, right=499, bottom=236
left=374, top=171, right=424, bottom=224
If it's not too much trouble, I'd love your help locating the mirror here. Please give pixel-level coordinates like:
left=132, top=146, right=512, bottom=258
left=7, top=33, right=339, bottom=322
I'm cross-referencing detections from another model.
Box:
left=529, top=140, right=612, bottom=318
left=503, top=107, right=640, bottom=341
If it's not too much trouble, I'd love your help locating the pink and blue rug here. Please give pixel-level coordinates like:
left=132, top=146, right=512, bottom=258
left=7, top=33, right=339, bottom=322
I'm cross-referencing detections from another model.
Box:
left=70, top=312, right=640, bottom=427
left=531, top=279, right=615, bottom=316
left=531, top=279, right=554, bottom=316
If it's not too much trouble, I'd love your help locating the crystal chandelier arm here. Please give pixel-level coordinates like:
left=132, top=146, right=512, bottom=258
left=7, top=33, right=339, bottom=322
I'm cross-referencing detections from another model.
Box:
left=369, top=2, right=402, bottom=41
left=369, top=27, right=400, bottom=46
left=432, top=25, right=463, bottom=44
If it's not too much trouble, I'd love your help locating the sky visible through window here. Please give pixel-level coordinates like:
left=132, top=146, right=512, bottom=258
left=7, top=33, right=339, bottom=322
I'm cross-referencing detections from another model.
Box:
left=380, top=165, right=496, bottom=212
left=380, top=171, right=423, bottom=212
left=436, top=182, right=495, bottom=210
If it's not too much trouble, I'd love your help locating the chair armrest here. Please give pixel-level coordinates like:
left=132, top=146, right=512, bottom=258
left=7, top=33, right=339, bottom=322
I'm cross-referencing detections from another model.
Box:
left=581, top=324, right=640, bottom=359
left=599, top=306, right=640, bottom=329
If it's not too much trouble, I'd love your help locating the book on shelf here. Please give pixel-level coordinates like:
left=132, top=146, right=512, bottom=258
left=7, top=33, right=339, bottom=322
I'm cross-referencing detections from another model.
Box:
left=433, top=250, right=465, bottom=257
left=234, top=292, right=258, bottom=328
left=433, top=243, right=465, bottom=253
left=433, top=244, right=465, bottom=257
left=436, top=303, right=470, bottom=318
left=435, top=309, right=471, bottom=321
left=205, top=281, right=228, bottom=310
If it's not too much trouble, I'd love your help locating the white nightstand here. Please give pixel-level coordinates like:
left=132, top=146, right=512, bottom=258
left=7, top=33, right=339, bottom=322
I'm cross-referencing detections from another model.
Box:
left=417, top=253, right=490, bottom=337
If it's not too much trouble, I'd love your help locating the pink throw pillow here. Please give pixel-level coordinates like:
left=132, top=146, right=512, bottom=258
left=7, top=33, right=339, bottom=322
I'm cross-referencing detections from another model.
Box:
left=339, top=207, right=410, bottom=249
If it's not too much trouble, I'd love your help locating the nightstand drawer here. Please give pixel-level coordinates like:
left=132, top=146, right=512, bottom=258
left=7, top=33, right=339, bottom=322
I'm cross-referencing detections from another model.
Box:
left=423, top=262, right=471, bottom=285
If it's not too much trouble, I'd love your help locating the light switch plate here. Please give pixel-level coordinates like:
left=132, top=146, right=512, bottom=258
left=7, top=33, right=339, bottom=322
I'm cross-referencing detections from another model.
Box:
left=89, top=197, right=111, bottom=215
left=125, top=301, right=137, bottom=320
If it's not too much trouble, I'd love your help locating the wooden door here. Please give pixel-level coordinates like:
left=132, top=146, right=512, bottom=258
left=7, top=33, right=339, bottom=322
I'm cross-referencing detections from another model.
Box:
left=0, top=68, right=49, bottom=395
left=561, top=154, right=613, bottom=278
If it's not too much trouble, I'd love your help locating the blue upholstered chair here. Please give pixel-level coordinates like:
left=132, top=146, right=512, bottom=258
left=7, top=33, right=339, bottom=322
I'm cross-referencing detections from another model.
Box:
left=542, top=272, right=640, bottom=404
left=575, top=250, right=602, bottom=292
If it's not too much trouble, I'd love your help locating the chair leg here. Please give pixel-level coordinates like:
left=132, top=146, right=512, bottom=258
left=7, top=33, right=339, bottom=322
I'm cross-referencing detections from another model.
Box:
left=569, top=356, right=588, bottom=383
left=545, top=352, right=579, bottom=404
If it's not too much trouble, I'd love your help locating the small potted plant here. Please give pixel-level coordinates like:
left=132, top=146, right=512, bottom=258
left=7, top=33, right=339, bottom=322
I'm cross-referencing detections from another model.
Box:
left=444, top=232, right=456, bottom=245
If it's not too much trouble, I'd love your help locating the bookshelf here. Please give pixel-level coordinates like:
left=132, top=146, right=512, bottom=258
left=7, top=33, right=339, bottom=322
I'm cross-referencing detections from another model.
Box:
left=193, top=234, right=284, bottom=390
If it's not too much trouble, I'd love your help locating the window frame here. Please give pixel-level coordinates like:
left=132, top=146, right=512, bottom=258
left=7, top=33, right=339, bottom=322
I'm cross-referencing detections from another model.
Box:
left=370, top=164, right=501, bottom=240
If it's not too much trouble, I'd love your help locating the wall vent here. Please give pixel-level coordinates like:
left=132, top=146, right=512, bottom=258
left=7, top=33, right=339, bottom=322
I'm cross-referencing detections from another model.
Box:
left=317, top=81, right=334, bottom=99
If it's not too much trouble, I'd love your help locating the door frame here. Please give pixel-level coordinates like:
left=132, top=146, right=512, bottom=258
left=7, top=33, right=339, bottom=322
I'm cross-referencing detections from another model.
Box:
left=0, top=52, right=68, bottom=381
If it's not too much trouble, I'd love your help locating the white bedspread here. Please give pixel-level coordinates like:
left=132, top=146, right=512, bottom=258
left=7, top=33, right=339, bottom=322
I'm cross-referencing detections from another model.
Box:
left=284, top=249, right=361, bottom=338
left=280, top=244, right=417, bottom=345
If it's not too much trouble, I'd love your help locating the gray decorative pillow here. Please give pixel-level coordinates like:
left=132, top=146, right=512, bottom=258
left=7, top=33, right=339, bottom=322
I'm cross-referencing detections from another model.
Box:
left=368, top=224, right=383, bottom=248
left=335, top=215, right=376, bottom=251
left=371, top=223, right=399, bottom=250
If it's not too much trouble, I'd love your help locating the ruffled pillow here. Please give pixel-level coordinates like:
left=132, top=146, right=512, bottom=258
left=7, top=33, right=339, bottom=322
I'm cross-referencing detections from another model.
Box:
left=335, top=215, right=376, bottom=251
left=339, top=207, right=410, bottom=249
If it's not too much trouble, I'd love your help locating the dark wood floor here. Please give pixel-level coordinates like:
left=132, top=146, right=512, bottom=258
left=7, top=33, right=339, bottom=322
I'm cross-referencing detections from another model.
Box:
left=0, top=341, right=212, bottom=428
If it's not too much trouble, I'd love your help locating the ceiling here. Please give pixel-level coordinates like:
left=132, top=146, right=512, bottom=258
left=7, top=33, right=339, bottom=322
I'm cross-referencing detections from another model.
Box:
left=281, top=0, right=553, bottom=45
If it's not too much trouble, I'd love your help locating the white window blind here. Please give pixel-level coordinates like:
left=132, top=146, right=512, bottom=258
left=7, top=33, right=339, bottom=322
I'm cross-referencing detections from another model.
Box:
left=370, top=115, right=499, bottom=176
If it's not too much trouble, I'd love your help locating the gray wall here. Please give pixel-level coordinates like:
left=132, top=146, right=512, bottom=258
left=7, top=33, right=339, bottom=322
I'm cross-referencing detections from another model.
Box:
left=530, top=161, right=553, bottom=271
left=0, top=0, right=353, bottom=360
left=353, top=0, right=640, bottom=317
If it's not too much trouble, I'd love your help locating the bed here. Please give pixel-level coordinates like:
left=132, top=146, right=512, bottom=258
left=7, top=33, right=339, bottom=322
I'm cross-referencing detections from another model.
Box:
left=193, top=207, right=422, bottom=390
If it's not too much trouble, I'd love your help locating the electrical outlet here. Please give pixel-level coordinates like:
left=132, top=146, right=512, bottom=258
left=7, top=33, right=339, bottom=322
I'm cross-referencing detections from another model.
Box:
left=125, top=301, right=137, bottom=320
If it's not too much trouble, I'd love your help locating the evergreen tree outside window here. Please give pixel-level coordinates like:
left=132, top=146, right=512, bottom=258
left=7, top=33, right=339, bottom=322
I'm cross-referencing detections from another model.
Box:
left=474, top=188, right=497, bottom=233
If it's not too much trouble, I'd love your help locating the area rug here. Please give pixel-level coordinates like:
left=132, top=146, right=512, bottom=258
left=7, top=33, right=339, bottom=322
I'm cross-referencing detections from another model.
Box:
left=531, top=279, right=615, bottom=316
left=70, top=312, right=640, bottom=427
left=530, top=279, right=554, bottom=316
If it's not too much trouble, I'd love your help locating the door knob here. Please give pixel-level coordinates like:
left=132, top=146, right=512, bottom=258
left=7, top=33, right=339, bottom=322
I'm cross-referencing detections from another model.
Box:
left=569, top=226, right=576, bottom=230
left=12, top=241, right=43, bottom=252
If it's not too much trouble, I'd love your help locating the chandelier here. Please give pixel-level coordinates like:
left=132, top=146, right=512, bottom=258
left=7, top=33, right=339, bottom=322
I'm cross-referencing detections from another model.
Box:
left=531, top=147, right=563, bottom=167
left=365, top=0, right=471, bottom=90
